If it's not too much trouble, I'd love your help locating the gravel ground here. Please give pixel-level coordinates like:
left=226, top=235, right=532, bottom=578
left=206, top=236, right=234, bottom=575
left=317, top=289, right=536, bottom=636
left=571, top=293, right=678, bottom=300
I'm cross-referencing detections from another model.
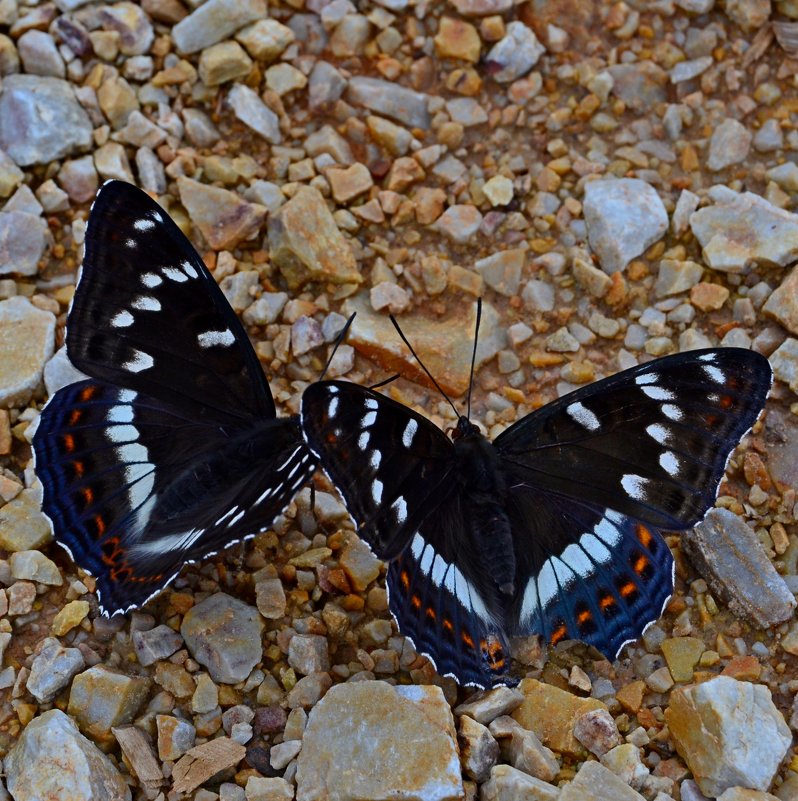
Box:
left=1, top=0, right=798, bottom=800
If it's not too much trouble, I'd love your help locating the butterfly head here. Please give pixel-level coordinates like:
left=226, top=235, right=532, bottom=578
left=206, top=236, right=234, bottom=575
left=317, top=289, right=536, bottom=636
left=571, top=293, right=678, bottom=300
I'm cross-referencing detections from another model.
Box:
left=450, top=416, right=481, bottom=441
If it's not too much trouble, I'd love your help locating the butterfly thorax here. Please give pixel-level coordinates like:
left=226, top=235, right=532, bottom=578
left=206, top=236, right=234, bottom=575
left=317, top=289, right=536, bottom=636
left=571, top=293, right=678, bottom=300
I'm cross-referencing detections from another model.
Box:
left=453, top=419, right=517, bottom=597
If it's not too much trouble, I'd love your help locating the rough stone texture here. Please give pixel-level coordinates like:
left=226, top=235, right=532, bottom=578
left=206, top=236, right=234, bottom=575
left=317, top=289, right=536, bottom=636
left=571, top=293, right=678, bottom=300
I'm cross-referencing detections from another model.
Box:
left=665, top=676, right=791, bottom=797
left=269, top=186, right=361, bottom=289
left=172, top=0, right=266, bottom=54
left=458, top=714, right=498, bottom=782
left=43, top=346, right=88, bottom=395
left=480, top=764, right=559, bottom=801
left=347, top=76, right=431, bottom=128
left=0, top=75, right=91, bottom=166
left=288, top=634, right=330, bottom=675
left=342, top=294, right=503, bottom=397
left=295, top=682, right=462, bottom=801
left=573, top=708, right=623, bottom=757
left=763, top=266, right=798, bottom=336
left=68, top=666, right=152, bottom=745
left=770, top=339, right=798, bottom=394
left=177, top=176, right=267, bottom=251
left=708, top=118, right=753, bottom=171
left=475, top=248, right=525, bottom=296
left=227, top=83, right=282, bottom=144
left=454, top=685, right=525, bottom=724
left=181, top=592, right=264, bottom=684
left=583, top=179, right=668, bottom=273
left=0, top=296, right=56, bottom=406
left=5, top=710, right=131, bottom=801
left=156, top=714, right=196, bottom=761
left=0, top=489, right=52, bottom=551
left=26, top=637, right=85, bottom=703
left=560, top=760, right=646, bottom=801
left=512, top=678, right=607, bottom=758
left=133, top=624, right=184, bottom=667
left=485, top=21, right=545, bottom=83
left=683, top=509, right=796, bottom=628
left=608, top=60, right=668, bottom=111
left=690, top=190, right=798, bottom=273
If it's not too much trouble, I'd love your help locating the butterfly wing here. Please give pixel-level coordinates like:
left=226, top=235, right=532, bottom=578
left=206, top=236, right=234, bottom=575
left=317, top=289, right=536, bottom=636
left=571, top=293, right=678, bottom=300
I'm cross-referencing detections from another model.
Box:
left=33, top=379, right=313, bottom=613
left=67, top=180, right=274, bottom=424
left=495, top=348, right=771, bottom=656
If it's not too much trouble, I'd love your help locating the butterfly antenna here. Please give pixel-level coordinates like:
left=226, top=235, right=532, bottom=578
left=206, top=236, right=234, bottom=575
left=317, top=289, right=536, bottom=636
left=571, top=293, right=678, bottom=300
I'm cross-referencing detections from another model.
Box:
left=466, top=297, right=482, bottom=421
left=319, top=312, right=356, bottom=381
left=388, top=314, right=460, bottom=419
left=368, top=374, right=400, bottom=391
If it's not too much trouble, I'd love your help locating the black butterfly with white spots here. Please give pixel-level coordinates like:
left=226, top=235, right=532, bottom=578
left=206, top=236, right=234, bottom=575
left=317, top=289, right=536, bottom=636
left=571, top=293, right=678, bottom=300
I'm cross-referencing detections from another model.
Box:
left=33, top=181, right=316, bottom=614
left=302, top=337, right=771, bottom=687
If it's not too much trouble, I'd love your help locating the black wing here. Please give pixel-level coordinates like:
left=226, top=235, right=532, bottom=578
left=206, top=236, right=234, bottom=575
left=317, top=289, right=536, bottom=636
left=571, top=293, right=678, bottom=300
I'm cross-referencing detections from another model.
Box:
left=34, top=380, right=313, bottom=613
left=495, top=348, right=771, bottom=654
left=68, top=180, right=274, bottom=424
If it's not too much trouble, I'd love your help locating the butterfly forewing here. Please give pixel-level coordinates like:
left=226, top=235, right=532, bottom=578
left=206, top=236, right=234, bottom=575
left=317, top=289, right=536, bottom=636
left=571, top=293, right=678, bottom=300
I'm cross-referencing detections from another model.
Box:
left=301, top=380, right=456, bottom=559
left=68, top=180, right=274, bottom=424
left=495, top=349, right=772, bottom=530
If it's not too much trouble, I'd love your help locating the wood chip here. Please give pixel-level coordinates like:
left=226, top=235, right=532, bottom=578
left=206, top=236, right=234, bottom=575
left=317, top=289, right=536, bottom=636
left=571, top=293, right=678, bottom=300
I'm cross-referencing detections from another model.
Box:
left=112, top=726, right=163, bottom=791
left=171, top=737, right=247, bottom=794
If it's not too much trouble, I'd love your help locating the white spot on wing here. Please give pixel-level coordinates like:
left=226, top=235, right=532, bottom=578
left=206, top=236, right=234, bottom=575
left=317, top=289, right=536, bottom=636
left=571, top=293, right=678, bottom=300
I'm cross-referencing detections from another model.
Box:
left=661, top=404, right=683, bottom=421
left=579, top=532, right=612, bottom=564
left=698, top=353, right=716, bottom=363
left=702, top=364, right=725, bottom=384
left=197, top=329, right=235, bottom=348
left=358, top=431, right=370, bottom=451
left=141, top=272, right=163, bottom=288
left=430, top=553, right=448, bottom=586
left=227, top=509, right=246, bottom=528
left=111, top=310, right=134, bottom=328
left=126, top=238, right=137, bottom=248
left=641, top=386, right=674, bottom=401
left=362, top=411, right=377, bottom=428
left=659, top=451, right=680, bottom=476
left=646, top=423, right=670, bottom=444
left=162, top=266, right=188, bottom=283
left=594, top=516, right=623, bottom=547
left=132, top=296, right=161, bottom=312
left=560, top=543, right=594, bottom=579
left=621, top=473, right=647, bottom=500
left=182, top=260, right=199, bottom=278
left=635, top=372, right=658, bottom=386
left=392, top=496, right=407, bottom=523
left=123, top=350, right=153, bottom=373
left=328, top=397, right=339, bottom=417
left=566, top=402, right=600, bottom=432
left=364, top=398, right=379, bottom=411
left=369, top=450, right=381, bottom=470
left=134, top=218, right=156, bottom=231
left=371, top=479, right=383, bottom=504
left=411, top=533, right=424, bottom=559
left=402, top=419, right=418, bottom=448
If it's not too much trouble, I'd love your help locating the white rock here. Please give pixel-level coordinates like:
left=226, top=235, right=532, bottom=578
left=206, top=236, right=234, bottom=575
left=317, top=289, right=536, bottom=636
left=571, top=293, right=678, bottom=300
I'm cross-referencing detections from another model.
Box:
left=485, top=21, right=545, bottom=83
left=227, top=84, right=282, bottom=145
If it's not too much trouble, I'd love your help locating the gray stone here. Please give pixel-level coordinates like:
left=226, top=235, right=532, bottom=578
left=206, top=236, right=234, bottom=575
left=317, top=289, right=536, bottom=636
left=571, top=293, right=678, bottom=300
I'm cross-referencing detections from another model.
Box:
left=183, top=108, right=221, bottom=147
left=560, top=760, right=645, bottom=801
left=708, top=118, right=752, bottom=171
left=347, top=76, right=430, bottom=128
left=135, top=146, right=167, bottom=195
left=133, top=624, right=184, bottom=667
left=370, top=281, right=411, bottom=314
left=115, top=110, right=166, bottom=148
left=243, top=292, right=288, bottom=326
left=0, top=489, right=53, bottom=552
left=288, top=634, right=329, bottom=676
left=270, top=739, right=302, bottom=770
left=475, top=249, right=524, bottom=297
left=9, top=549, right=61, bottom=584
left=44, top=346, right=87, bottom=396
left=0, top=75, right=92, bottom=166
left=507, top=723, right=559, bottom=782
left=433, top=204, right=482, bottom=244
left=246, top=777, right=293, bottom=801
left=0, top=210, right=49, bottom=276
left=5, top=709, right=131, bottom=801
left=485, top=21, right=545, bottom=83
left=770, top=338, right=798, bottom=393
left=454, top=686, right=524, bottom=724
left=181, top=592, right=264, bottom=684
left=670, top=56, right=712, bottom=83
left=522, top=279, right=555, bottom=311
left=304, top=125, right=354, bottom=165
left=99, top=2, right=154, bottom=55
left=58, top=155, right=98, bottom=204
left=458, top=715, right=498, bottom=783
left=243, top=180, right=284, bottom=213
left=227, top=83, right=281, bottom=145
left=690, top=191, right=798, bottom=273
left=683, top=508, right=796, bottom=628
left=156, top=714, right=196, bottom=761
left=753, top=118, right=783, bottom=152
left=220, top=270, right=259, bottom=312
left=291, top=315, right=324, bottom=356
left=584, top=178, right=668, bottom=273
left=35, top=179, right=70, bottom=212
left=608, top=61, right=668, bottom=111
left=27, top=638, right=85, bottom=703
left=672, top=189, right=700, bottom=236
left=17, top=30, right=65, bottom=77
left=764, top=266, right=798, bottom=336
left=172, top=0, right=267, bottom=54
left=0, top=296, right=55, bottom=406
left=4, top=185, right=43, bottom=216
left=308, top=61, right=346, bottom=111
left=655, top=259, right=703, bottom=297
left=480, top=765, right=559, bottom=801
left=573, top=708, right=623, bottom=757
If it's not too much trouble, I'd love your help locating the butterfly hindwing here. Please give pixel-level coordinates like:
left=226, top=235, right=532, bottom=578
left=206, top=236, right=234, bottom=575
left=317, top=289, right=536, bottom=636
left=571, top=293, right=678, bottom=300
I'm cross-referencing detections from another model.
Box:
left=495, top=348, right=772, bottom=530
left=67, top=180, right=274, bottom=424
left=34, top=379, right=314, bottom=612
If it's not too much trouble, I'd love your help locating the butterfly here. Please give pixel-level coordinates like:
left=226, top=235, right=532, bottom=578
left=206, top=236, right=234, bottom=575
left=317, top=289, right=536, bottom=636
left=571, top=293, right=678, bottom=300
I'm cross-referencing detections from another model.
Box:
left=33, top=180, right=316, bottom=614
left=301, top=318, right=772, bottom=687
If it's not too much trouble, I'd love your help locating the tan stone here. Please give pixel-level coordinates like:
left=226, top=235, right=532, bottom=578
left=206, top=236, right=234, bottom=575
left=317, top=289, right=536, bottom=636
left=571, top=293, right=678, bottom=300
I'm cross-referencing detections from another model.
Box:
left=413, top=187, right=447, bottom=225
left=235, top=19, right=295, bottom=62
left=764, top=266, right=798, bottom=336
left=51, top=600, right=90, bottom=636
left=0, top=489, right=53, bottom=551
left=198, top=41, right=252, bottom=86
left=96, top=74, right=138, bottom=128
left=615, top=680, right=646, bottom=714
left=386, top=157, right=426, bottom=192
left=560, top=760, right=645, bottom=801
left=434, top=17, right=482, bottom=63
left=481, top=764, right=559, bottom=801
left=327, top=163, right=373, bottom=204
left=690, top=281, right=730, bottom=311
left=512, top=678, right=607, bottom=758
left=661, top=637, right=704, bottom=683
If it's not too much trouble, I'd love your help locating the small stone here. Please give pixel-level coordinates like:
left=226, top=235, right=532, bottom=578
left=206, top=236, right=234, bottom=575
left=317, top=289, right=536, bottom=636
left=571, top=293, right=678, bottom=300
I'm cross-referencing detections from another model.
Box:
left=690, top=282, right=730, bottom=311
left=36, top=179, right=69, bottom=212
left=255, top=577, right=286, bottom=619
left=178, top=176, right=266, bottom=251
left=287, top=671, right=332, bottom=709
left=725, top=0, right=771, bottom=30
left=296, top=682, right=462, bottom=800
left=100, top=2, right=154, bottom=55
left=347, top=76, right=430, bottom=129
left=339, top=536, right=382, bottom=592
left=434, top=205, right=483, bottom=244
left=220, top=270, right=259, bottom=313
left=573, top=256, right=612, bottom=298
left=600, top=743, right=649, bottom=789
left=0, top=75, right=92, bottom=166
left=290, top=315, right=323, bottom=357
left=5, top=709, right=131, bottom=801
left=482, top=175, right=514, bottom=207
left=546, top=326, right=581, bottom=353
left=435, top=16, right=482, bottom=62
left=112, top=725, right=162, bottom=793
left=508, top=724, right=559, bottom=782
left=172, top=0, right=266, bottom=54
left=58, top=156, right=98, bottom=204
left=655, top=260, right=704, bottom=297
left=51, top=600, right=91, bottom=637
left=270, top=739, right=302, bottom=770
left=94, top=142, right=134, bottom=182
left=665, top=676, right=791, bottom=797
left=764, top=267, right=798, bottom=335
left=156, top=714, right=196, bottom=761
left=327, top=163, right=373, bottom=204
left=245, top=776, right=293, bottom=801
left=475, top=249, right=524, bottom=297
left=561, top=760, right=646, bottom=801
left=455, top=686, right=525, bottom=724
left=154, top=662, right=195, bottom=698
left=584, top=179, right=668, bottom=273
left=7, top=581, right=35, bottom=615
left=369, top=281, right=409, bottom=314
left=459, top=714, right=498, bottom=782
left=9, top=550, right=61, bottom=585
left=269, top=186, right=361, bottom=289
left=172, top=737, right=247, bottom=795
left=770, top=338, right=798, bottom=393
left=481, top=764, right=559, bottom=801
left=192, top=673, right=219, bottom=714
left=573, top=708, right=622, bottom=757
left=608, top=60, right=668, bottom=111
left=17, top=30, right=65, bottom=77
left=133, top=624, right=184, bottom=667
left=236, top=19, right=295, bottom=62
left=288, top=634, right=330, bottom=676
left=198, top=41, right=253, bottom=86
left=26, top=638, right=85, bottom=703
left=227, top=83, right=281, bottom=145
left=707, top=119, right=752, bottom=172
left=485, top=21, right=545, bottom=83
left=0, top=297, right=56, bottom=405
left=522, top=279, right=555, bottom=312
left=183, top=108, right=220, bottom=147
left=0, top=489, right=52, bottom=551
left=672, top=190, right=701, bottom=236
left=97, top=75, right=139, bottom=129
left=68, top=666, right=152, bottom=745
left=661, top=637, right=705, bottom=683
left=683, top=509, right=796, bottom=628
left=181, top=593, right=264, bottom=684
left=0, top=210, right=49, bottom=277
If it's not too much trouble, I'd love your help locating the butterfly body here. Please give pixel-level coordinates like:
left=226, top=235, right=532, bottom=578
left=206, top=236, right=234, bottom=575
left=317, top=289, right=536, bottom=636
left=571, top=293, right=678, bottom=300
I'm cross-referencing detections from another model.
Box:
left=301, top=348, right=772, bottom=687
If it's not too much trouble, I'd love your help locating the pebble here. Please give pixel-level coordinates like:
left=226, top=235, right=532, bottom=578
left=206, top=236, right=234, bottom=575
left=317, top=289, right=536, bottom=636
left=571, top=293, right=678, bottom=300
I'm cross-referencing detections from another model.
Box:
left=51, top=600, right=91, bottom=636
left=507, top=722, right=560, bottom=782
left=172, top=0, right=266, bottom=53
left=67, top=665, right=152, bottom=745
left=600, top=743, right=649, bottom=790
left=245, top=776, right=294, bottom=801
left=93, top=142, right=134, bottom=183
left=287, top=671, right=331, bottom=709
left=475, top=249, right=524, bottom=297
left=608, top=60, right=667, bottom=111
left=690, top=282, right=729, bottom=311
left=0, top=75, right=92, bottom=166
left=561, top=760, right=646, bottom=801
left=156, top=714, right=196, bottom=761
left=434, top=16, right=482, bottom=62
left=178, top=176, right=267, bottom=250
left=291, top=316, right=324, bottom=356
left=100, top=2, right=154, bottom=55
left=665, top=676, right=791, bottom=797
left=0, top=297, right=56, bottom=406
left=133, top=624, right=184, bottom=667
left=583, top=179, right=668, bottom=273
left=57, top=155, right=98, bottom=203
left=448, top=0, right=512, bottom=13
left=0, top=149, right=24, bottom=197
left=433, top=204, right=483, bottom=244
left=480, top=764, right=559, bottom=801
left=255, top=577, right=287, bottom=619
left=708, top=119, right=753, bottom=171
left=683, top=509, right=796, bottom=628
left=9, top=549, right=61, bottom=584
left=5, top=709, right=131, bottom=801
left=181, top=592, right=264, bottom=684
left=288, top=633, right=330, bottom=675
left=661, top=637, right=704, bottom=683
left=227, top=83, right=282, bottom=145
left=655, top=260, right=704, bottom=298
left=0, top=210, right=49, bottom=277
left=7, top=580, right=36, bottom=614
left=0, top=489, right=52, bottom=551
left=296, top=682, right=462, bottom=801
left=512, top=678, right=607, bottom=758
left=26, top=637, right=85, bottom=703
left=690, top=191, right=798, bottom=273
left=573, top=708, right=622, bottom=757
left=17, top=30, right=65, bottom=77
left=269, top=186, right=361, bottom=289
left=770, top=338, right=798, bottom=393
left=327, top=162, right=373, bottom=203
left=236, top=19, right=295, bottom=62
left=221, top=271, right=260, bottom=313
left=455, top=686, right=525, bottom=725
left=347, top=76, right=431, bottom=129
left=763, top=267, right=798, bottom=336
left=522, top=279, right=555, bottom=312
left=459, top=714, right=498, bottom=782
left=485, top=21, right=545, bottom=83
left=371, top=281, right=411, bottom=314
